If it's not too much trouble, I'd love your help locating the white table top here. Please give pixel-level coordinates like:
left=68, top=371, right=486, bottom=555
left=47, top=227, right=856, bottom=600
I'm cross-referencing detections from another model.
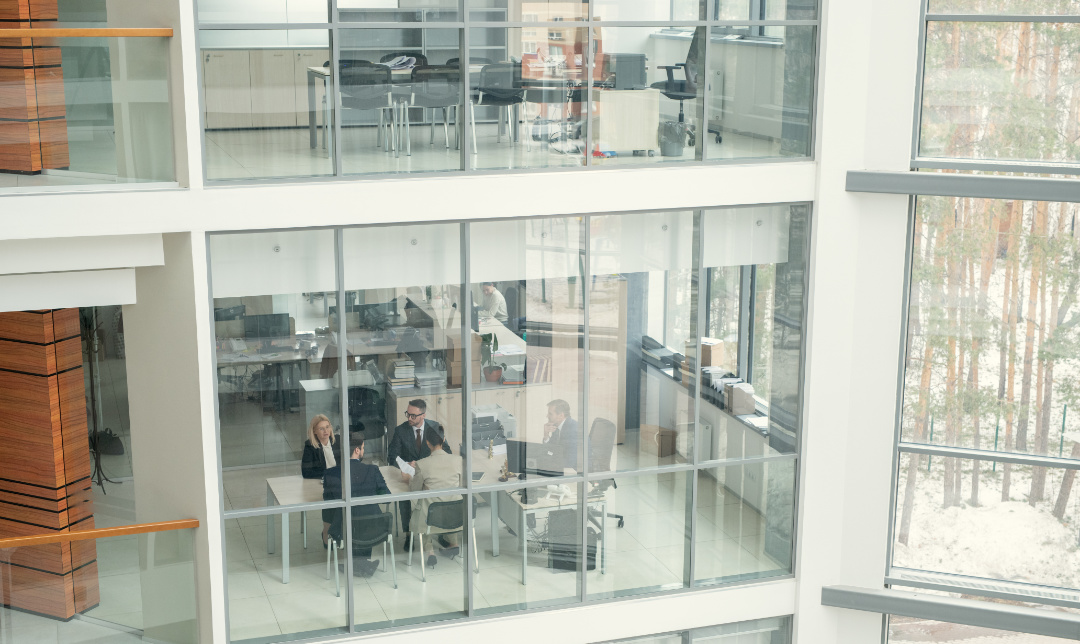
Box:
left=266, top=475, right=324, bottom=506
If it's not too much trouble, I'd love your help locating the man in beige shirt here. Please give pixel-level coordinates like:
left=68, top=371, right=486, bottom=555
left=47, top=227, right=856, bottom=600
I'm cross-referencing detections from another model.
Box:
left=400, top=431, right=463, bottom=568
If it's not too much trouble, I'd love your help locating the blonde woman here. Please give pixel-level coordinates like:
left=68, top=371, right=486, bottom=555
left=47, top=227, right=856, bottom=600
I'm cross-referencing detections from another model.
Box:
left=302, top=414, right=342, bottom=547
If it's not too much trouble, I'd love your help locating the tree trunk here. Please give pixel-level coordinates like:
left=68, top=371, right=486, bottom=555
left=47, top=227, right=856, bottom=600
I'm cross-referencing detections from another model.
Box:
left=1016, top=210, right=1042, bottom=452
left=1003, top=204, right=1022, bottom=502
left=1053, top=441, right=1080, bottom=520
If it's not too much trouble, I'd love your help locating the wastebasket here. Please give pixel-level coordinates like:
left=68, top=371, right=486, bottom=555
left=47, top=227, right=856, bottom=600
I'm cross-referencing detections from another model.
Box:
left=659, top=120, right=686, bottom=157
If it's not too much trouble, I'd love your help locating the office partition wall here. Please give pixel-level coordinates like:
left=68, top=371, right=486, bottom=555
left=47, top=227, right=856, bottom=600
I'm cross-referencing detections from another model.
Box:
left=209, top=203, right=809, bottom=642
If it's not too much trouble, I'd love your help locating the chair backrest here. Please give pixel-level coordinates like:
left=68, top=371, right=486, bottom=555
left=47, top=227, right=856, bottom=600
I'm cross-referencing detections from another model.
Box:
left=339, top=63, right=392, bottom=107
left=446, top=56, right=495, bottom=67
left=588, top=418, right=617, bottom=474
left=478, top=62, right=523, bottom=101
left=504, top=286, right=520, bottom=333
left=380, top=51, right=429, bottom=67
left=426, top=499, right=464, bottom=531
left=351, top=511, right=393, bottom=548
left=411, top=65, right=462, bottom=103
left=683, top=28, right=703, bottom=87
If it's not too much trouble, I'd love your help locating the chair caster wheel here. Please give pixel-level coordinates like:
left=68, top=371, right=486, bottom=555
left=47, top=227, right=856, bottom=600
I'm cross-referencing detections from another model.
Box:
left=617, top=518, right=625, bottom=528
left=715, top=135, right=722, bottom=144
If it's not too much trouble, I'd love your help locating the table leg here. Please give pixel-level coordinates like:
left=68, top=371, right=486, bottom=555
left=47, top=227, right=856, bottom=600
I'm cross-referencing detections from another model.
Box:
left=520, top=509, right=527, bottom=586
left=601, top=500, right=607, bottom=574
left=302, top=510, right=307, bottom=550
left=490, top=491, right=500, bottom=557
left=323, top=75, right=332, bottom=156
left=307, top=70, right=317, bottom=149
left=267, top=486, right=275, bottom=554
left=282, top=512, right=290, bottom=584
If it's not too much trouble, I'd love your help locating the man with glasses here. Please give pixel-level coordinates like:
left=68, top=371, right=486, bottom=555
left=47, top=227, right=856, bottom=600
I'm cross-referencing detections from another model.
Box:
left=387, top=398, right=451, bottom=548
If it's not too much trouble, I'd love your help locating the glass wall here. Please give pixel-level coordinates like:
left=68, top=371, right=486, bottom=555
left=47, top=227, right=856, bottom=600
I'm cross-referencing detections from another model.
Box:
left=889, top=616, right=1079, bottom=644
left=195, top=0, right=819, bottom=181
left=211, top=204, right=808, bottom=640
left=596, top=616, right=794, bottom=643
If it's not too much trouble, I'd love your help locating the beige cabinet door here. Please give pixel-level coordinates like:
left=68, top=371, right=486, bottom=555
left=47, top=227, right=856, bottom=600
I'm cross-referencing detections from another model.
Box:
left=294, top=50, right=329, bottom=127
left=203, top=50, right=252, bottom=129
left=432, top=392, right=463, bottom=452
left=249, top=49, right=298, bottom=128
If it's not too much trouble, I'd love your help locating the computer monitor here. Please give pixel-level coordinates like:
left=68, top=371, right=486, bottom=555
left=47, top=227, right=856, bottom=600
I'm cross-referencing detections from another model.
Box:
left=506, top=440, right=562, bottom=478
left=244, top=313, right=290, bottom=339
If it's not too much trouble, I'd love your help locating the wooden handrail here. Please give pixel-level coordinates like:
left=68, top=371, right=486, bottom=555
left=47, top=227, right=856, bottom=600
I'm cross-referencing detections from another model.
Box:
left=0, top=28, right=173, bottom=38
left=0, top=519, right=198, bottom=549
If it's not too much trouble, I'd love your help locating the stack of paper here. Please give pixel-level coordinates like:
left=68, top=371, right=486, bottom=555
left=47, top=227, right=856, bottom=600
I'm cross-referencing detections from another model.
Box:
left=414, top=370, right=443, bottom=388
left=384, top=55, right=417, bottom=70
left=389, top=358, right=415, bottom=389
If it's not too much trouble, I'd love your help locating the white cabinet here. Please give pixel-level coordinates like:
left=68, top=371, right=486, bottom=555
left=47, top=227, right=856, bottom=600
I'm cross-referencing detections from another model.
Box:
left=249, top=50, right=298, bottom=128
left=203, top=50, right=253, bottom=129
left=294, top=50, right=328, bottom=127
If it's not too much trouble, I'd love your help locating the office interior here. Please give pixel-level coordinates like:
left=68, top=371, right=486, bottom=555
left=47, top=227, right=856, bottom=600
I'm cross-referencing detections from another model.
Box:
left=205, top=205, right=804, bottom=641
left=196, top=0, right=814, bottom=181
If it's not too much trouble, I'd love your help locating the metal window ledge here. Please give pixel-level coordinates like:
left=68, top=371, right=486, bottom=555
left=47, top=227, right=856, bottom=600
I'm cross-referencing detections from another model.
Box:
left=846, top=170, right=1080, bottom=203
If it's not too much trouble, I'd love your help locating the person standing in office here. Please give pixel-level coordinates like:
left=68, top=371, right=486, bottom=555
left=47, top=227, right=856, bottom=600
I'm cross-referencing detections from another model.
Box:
left=322, top=433, right=389, bottom=577
left=387, top=399, right=452, bottom=549
left=399, top=431, right=462, bottom=569
left=480, top=282, right=508, bottom=323
left=542, top=399, right=580, bottom=471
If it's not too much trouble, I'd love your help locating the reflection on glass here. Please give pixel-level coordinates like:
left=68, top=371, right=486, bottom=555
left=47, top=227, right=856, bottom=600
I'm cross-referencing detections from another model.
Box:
left=587, top=472, right=689, bottom=599
left=592, top=0, right=702, bottom=20
left=893, top=454, right=1080, bottom=590
left=928, top=0, right=1080, bottom=15
left=713, top=0, right=817, bottom=20
left=471, top=482, right=583, bottom=614
left=901, top=197, right=1080, bottom=459
left=200, top=30, right=334, bottom=181
left=468, top=0, right=586, bottom=21
left=589, top=211, right=698, bottom=473
left=694, top=616, right=793, bottom=643
left=694, top=461, right=793, bottom=584
left=469, top=28, right=588, bottom=170
left=590, top=27, right=704, bottom=165
left=340, top=0, right=459, bottom=22
left=198, top=0, right=328, bottom=23
left=211, top=229, right=339, bottom=511
left=226, top=510, right=348, bottom=642
left=468, top=218, right=584, bottom=486
left=889, top=615, right=1075, bottom=644
left=699, top=205, right=807, bottom=459
left=337, top=29, right=464, bottom=175
left=920, top=21, right=1080, bottom=164
left=704, top=26, right=814, bottom=161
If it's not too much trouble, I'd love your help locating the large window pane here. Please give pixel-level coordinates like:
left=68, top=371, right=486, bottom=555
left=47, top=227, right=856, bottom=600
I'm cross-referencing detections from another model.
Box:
left=340, top=1, right=460, bottom=22
left=467, top=0, right=586, bottom=22
left=469, top=218, right=585, bottom=486
left=694, top=459, right=794, bottom=584
left=471, top=482, right=584, bottom=614
left=587, top=471, right=690, bottom=600
left=694, top=616, right=793, bottom=643
left=198, top=0, right=328, bottom=23
left=928, top=0, right=1080, bottom=15
left=901, top=197, right=1080, bottom=460
left=226, top=509, right=349, bottom=642
left=705, top=26, right=815, bottom=161
left=593, top=0, right=703, bottom=21
left=211, top=229, right=339, bottom=511
left=919, top=22, right=1080, bottom=164
left=590, top=27, right=704, bottom=165
left=200, top=30, right=335, bottom=180
left=713, top=0, right=816, bottom=20
left=589, top=211, right=698, bottom=473
left=469, top=27, right=588, bottom=170
left=337, top=29, right=465, bottom=175
left=892, top=454, right=1080, bottom=590
left=889, top=615, right=1077, bottom=643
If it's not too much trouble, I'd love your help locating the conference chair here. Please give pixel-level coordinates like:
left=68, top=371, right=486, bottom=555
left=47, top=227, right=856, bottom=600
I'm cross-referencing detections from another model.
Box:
left=470, top=62, right=525, bottom=154
left=446, top=56, right=494, bottom=67
left=408, top=65, right=462, bottom=149
left=407, top=499, right=479, bottom=582
left=326, top=510, right=397, bottom=596
left=339, top=62, right=397, bottom=151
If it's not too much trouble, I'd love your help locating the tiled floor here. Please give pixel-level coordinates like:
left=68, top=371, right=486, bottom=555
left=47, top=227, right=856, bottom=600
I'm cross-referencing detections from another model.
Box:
left=222, top=467, right=784, bottom=642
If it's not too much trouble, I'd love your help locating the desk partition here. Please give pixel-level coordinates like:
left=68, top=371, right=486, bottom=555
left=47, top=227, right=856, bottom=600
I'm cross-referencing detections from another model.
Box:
left=211, top=204, right=809, bottom=640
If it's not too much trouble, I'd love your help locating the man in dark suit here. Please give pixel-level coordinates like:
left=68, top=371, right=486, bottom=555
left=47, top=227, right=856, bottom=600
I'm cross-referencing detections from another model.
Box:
left=323, top=432, right=390, bottom=577
left=542, top=399, right=580, bottom=471
left=386, top=398, right=451, bottom=547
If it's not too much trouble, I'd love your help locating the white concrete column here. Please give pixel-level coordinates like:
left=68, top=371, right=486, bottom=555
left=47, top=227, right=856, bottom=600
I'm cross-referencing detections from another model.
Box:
left=123, top=232, right=225, bottom=643
left=792, top=0, right=923, bottom=641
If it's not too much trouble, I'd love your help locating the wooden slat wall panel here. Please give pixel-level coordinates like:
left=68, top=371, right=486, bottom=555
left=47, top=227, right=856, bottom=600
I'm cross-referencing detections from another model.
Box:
left=33, top=65, right=63, bottom=118
left=0, top=371, right=65, bottom=490
left=0, top=0, right=30, bottom=21
left=0, top=121, right=41, bottom=172
left=0, top=563, right=76, bottom=619
left=0, top=310, right=53, bottom=344
left=0, top=479, right=65, bottom=502
left=57, top=368, right=89, bottom=484
left=0, top=501, right=66, bottom=530
left=53, top=337, right=81, bottom=372
left=0, top=489, right=65, bottom=512
left=0, top=338, right=53, bottom=375
left=37, top=116, right=67, bottom=168
left=63, top=483, right=92, bottom=525
left=51, top=309, right=79, bottom=340
left=0, top=517, right=66, bottom=573
left=72, top=561, right=98, bottom=613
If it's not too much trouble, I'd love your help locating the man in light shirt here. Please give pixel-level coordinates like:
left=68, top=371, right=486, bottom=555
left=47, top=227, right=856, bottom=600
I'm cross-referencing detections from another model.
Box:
left=480, top=282, right=508, bottom=323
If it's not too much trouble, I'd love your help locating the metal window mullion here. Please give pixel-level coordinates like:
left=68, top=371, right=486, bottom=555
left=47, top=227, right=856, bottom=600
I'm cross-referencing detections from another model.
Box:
left=584, top=25, right=593, bottom=168
left=911, top=0, right=930, bottom=160
left=461, top=221, right=474, bottom=617
left=687, top=209, right=707, bottom=586
left=331, top=28, right=344, bottom=176
left=898, top=442, right=1080, bottom=470
left=925, top=13, right=1080, bottom=22
left=580, top=215, right=591, bottom=602
left=699, top=25, right=711, bottom=161
left=335, top=227, right=355, bottom=633
left=196, top=22, right=333, bottom=29
left=461, top=23, right=470, bottom=172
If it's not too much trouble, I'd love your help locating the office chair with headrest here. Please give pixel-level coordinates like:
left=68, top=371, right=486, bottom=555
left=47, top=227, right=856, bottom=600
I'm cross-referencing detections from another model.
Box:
left=407, top=498, right=478, bottom=582
left=326, top=510, right=396, bottom=595
left=650, top=29, right=704, bottom=148
left=588, top=418, right=625, bottom=529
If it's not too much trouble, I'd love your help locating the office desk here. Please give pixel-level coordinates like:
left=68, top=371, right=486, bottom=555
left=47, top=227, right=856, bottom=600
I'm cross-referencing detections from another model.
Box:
left=217, top=338, right=323, bottom=413
left=265, top=476, right=323, bottom=584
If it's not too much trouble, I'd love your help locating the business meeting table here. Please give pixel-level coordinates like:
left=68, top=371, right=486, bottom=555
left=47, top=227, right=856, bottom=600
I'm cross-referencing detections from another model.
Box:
left=264, top=448, right=606, bottom=586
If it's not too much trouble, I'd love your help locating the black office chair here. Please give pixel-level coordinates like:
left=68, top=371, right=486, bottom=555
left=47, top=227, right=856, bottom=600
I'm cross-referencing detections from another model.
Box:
left=588, top=418, right=625, bottom=529
left=470, top=62, right=525, bottom=153
left=408, top=65, right=462, bottom=149
left=380, top=51, right=428, bottom=67
left=446, top=56, right=494, bottom=67
left=504, top=285, right=524, bottom=337
left=407, top=498, right=478, bottom=582
left=339, top=62, right=396, bottom=151
left=326, top=510, right=396, bottom=595
left=650, top=29, right=705, bottom=149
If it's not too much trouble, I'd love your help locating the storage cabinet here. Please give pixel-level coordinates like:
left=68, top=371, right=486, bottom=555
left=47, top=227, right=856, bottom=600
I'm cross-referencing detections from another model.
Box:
left=249, top=50, right=298, bottom=128
left=202, top=48, right=329, bottom=129
left=203, top=50, right=253, bottom=129
left=294, top=50, right=328, bottom=127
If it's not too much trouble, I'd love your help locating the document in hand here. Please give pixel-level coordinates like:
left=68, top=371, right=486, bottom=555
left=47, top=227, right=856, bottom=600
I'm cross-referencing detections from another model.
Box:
left=396, top=456, right=416, bottom=476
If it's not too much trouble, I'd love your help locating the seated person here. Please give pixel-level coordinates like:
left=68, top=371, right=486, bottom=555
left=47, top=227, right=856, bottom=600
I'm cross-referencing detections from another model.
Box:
left=301, top=414, right=342, bottom=546
left=542, top=399, right=580, bottom=471
left=480, top=282, right=508, bottom=323
left=399, top=431, right=462, bottom=569
left=387, top=399, right=452, bottom=549
left=322, top=433, right=390, bottom=578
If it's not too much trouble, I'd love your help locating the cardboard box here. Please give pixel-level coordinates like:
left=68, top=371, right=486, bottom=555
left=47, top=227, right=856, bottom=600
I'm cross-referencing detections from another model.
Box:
left=725, top=382, right=756, bottom=415
left=639, top=424, right=677, bottom=457
left=685, top=337, right=728, bottom=368
left=447, top=331, right=484, bottom=363
left=449, top=360, right=482, bottom=387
